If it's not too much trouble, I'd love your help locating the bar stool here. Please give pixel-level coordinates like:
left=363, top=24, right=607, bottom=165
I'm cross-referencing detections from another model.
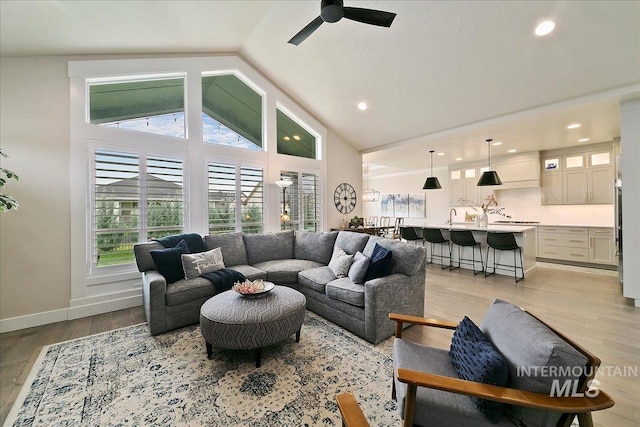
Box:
left=450, top=230, right=484, bottom=275
left=399, top=226, right=423, bottom=245
left=423, top=228, right=451, bottom=269
left=485, top=232, right=524, bottom=283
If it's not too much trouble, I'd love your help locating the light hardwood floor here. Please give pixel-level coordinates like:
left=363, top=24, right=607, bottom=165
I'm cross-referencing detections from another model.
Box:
left=1, top=264, right=638, bottom=426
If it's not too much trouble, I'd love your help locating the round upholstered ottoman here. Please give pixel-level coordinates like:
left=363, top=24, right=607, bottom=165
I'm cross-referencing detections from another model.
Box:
left=200, top=285, right=306, bottom=367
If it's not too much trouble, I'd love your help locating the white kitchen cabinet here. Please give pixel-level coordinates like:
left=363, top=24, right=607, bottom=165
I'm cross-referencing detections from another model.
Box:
left=537, top=226, right=616, bottom=266
left=563, top=169, right=588, bottom=204
left=541, top=171, right=563, bottom=205
left=541, top=144, right=614, bottom=206
left=589, top=227, right=616, bottom=265
left=449, top=167, right=483, bottom=206
left=588, top=167, right=614, bottom=204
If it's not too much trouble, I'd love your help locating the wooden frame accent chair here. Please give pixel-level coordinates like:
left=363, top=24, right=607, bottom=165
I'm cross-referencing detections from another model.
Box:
left=389, top=299, right=614, bottom=427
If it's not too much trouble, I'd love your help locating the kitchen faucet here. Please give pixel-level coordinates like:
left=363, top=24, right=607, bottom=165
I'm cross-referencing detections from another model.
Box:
left=449, top=208, right=457, bottom=225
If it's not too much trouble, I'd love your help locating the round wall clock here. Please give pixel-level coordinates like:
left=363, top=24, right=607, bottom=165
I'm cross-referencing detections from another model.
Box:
left=334, top=183, right=357, bottom=214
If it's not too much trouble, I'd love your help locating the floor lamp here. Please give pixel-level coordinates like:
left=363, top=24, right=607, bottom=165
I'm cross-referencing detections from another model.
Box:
left=275, top=179, right=293, bottom=228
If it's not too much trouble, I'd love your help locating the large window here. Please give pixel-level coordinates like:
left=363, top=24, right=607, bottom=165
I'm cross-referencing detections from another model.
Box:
left=94, top=149, right=184, bottom=269
left=208, top=162, right=264, bottom=235
left=277, top=108, right=317, bottom=159
left=89, top=76, right=185, bottom=138
left=279, top=171, right=320, bottom=231
left=202, top=74, right=263, bottom=150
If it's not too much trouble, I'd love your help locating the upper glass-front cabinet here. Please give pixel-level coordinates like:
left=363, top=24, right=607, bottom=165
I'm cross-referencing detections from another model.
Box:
left=89, top=75, right=186, bottom=138
left=543, top=157, right=561, bottom=171
left=202, top=74, right=263, bottom=151
left=564, top=154, right=585, bottom=169
left=589, top=151, right=611, bottom=167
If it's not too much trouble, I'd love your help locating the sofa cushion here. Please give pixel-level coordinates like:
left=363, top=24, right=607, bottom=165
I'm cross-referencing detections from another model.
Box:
left=328, top=247, right=354, bottom=278
left=335, top=231, right=369, bottom=255
left=363, top=235, right=425, bottom=277
left=348, top=251, right=370, bottom=284
left=165, top=276, right=216, bottom=306
left=394, top=339, right=513, bottom=426
left=480, top=299, right=589, bottom=427
left=204, top=232, right=248, bottom=267
left=253, top=259, right=323, bottom=285
left=150, top=240, right=191, bottom=284
left=326, top=278, right=365, bottom=307
left=298, top=266, right=336, bottom=293
left=365, top=243, right=393, bottom=281
left=294, top=230, right=338, bottom=264
left=227, top=264, right=268, bottom=281
left=181, top=247, right=225, bottom=279
left=243, top=230, right=295, bottom=265
left=134, top=241, right=165, bottom=272
left=450, top=316, right=509, bottom=423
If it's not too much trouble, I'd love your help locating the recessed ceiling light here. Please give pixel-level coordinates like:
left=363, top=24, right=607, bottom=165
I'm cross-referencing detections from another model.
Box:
left=578, top=138, right=590, bottom=142
left=293, top=134, right=301, bottom=141
left=492, top=141, right=502, bottom=146
left=283, top=136, right=290, bottom=141
left=437, top=152, right=445, bottom=156
left=535, top=20, right=555, bottom=36
left=567, top=123, right=581, bottom=129
left=507, top=149, right=517, bottom=153
left=455, top=157, right=463, bottom=161
left=357, top=102, right=368, bottom=111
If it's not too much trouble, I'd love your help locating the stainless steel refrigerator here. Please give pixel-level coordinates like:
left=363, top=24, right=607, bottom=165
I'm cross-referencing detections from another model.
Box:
left=615, top=155, right=623, bottom=285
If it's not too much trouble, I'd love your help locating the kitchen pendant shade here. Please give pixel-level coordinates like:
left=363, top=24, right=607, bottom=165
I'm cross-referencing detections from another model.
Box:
left=423, top=149, right=442, bottom=190
left=477, top=138, right=503, bottom=186
left=423, top=176, right=442, bottom=189
left=477, top=170, right=503, bottom=186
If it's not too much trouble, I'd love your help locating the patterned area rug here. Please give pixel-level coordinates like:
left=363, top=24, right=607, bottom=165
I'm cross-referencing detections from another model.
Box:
left=5, top=312, right=399, bottom=426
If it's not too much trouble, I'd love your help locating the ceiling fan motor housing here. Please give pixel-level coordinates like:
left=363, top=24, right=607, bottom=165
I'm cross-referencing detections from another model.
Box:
left=321, top=0, right=344, bottom=22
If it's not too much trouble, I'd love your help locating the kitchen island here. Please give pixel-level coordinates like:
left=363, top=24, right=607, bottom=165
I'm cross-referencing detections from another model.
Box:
left=420, top=223, right=537, bottom=277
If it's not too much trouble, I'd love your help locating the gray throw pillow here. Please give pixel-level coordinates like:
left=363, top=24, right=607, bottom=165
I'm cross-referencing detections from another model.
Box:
left=181, top=247, right=225, bottom=279
left=348, top=251, right=370, bottom=284
left=328, top=247, right=354, bottom=278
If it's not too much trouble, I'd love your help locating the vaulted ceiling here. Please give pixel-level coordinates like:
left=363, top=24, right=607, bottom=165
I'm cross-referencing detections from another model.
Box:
left=2, top=1, right=638, bottom=176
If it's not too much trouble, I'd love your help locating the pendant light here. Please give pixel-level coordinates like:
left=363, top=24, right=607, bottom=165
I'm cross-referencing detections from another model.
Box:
left=362, top=162, right=380, bottom=202
left=422, top=150, right=442, bottom=189
left=477, top=138, right=503, bottom=186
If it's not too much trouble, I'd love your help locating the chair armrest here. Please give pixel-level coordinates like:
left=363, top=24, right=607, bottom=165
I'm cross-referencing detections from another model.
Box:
left=336, top=393, right=370, bottom=427
left=396, top=368, right=614, bottom=413
left=389, top=313, right=457, bottom=338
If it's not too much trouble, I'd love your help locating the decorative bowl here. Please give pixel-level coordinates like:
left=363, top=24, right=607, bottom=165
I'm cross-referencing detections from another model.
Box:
left=232, top=279, right=274, bottom=297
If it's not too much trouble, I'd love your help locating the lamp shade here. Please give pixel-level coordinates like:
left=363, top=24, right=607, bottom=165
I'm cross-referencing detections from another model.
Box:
left=422, top=176, right=442, bottom=189
left=477, top=170, right=503, bottom=186
left=274, top=179, right=293, bottom=189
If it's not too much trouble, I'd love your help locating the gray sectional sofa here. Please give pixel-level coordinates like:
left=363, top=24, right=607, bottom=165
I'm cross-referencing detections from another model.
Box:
left=134, top=229, right=426, bottom=343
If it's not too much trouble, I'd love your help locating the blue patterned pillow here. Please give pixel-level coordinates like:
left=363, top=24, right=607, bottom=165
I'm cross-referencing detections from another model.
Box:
left=450, top=316, right=509, bottom=424
left=365, top=243, right=393, bottom=281
left=150, top=239, right=190, bottom=284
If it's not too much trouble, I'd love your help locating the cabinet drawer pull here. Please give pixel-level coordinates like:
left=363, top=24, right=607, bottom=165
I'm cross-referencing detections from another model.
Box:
left=570, top=253, right=585, bottom=257
left=543, top=238, right=557, bottom=241
left=569, top=240, right=584, bottom=243
left=569, top=229, right=585, bottom=232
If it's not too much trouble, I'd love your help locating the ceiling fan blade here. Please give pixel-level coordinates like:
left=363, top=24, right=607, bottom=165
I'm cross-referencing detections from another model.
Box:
left=288, top=16, right=324, bottom=45
left=343, top=7, right=396, bottom=27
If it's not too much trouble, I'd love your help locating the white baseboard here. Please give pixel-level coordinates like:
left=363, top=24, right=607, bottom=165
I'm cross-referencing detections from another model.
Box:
left=0, top=291, right=143, bottom=333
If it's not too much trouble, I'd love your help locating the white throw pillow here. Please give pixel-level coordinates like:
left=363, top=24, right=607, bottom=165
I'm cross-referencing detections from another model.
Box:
left=348, top=251, right=371, bottom=284
left=328, top=246, right=354, bottom=278
left=181, top=247, right=225, bottom=279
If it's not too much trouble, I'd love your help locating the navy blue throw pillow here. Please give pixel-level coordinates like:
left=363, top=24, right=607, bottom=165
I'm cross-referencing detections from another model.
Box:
left=365, top=243, right=393, bottom=281
left=449, top=316, right=509, bottom=424
left=150, top=239, right=190, bottom=284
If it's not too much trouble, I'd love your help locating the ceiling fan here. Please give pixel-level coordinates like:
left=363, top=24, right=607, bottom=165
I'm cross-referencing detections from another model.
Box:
left=288, top=0, right=397, bottom=46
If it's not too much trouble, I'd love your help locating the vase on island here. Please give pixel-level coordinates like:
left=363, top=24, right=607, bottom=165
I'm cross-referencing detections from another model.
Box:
left=479, top=211, right=489, bottom=227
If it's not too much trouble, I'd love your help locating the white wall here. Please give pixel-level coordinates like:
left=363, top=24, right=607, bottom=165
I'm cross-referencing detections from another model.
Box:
left=620, top=97, right=640, bottom=305
left=0, top=55, right=362, bottom=329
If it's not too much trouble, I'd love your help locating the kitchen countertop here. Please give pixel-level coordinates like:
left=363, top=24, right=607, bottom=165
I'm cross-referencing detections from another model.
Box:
left=422, top=223, right=536, bottom=233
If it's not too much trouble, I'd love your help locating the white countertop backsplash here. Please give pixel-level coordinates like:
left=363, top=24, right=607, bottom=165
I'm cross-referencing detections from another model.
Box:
left=447, top=187, right=615, bottom=228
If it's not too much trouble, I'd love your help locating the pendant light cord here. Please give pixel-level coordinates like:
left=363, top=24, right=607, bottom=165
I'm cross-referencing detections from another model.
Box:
left=486, top=139, right=492, bottom=169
